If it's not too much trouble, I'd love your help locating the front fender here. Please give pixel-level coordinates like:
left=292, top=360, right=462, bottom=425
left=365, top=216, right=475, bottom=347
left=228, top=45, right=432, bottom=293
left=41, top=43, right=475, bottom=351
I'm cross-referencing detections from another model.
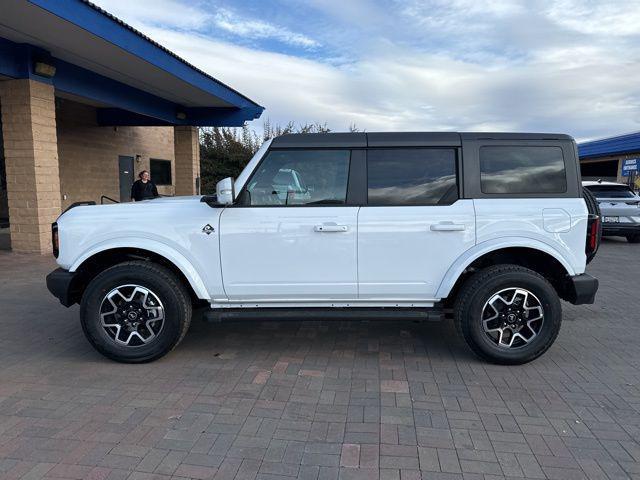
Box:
left=435, top=237, right=576, bottom=299
left=69, top=238, right=211, bottom=300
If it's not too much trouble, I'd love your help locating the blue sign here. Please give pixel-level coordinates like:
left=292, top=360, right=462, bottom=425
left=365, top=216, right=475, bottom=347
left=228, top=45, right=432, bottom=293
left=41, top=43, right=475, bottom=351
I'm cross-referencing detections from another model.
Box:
left=622, top=159, right=638, bottom=177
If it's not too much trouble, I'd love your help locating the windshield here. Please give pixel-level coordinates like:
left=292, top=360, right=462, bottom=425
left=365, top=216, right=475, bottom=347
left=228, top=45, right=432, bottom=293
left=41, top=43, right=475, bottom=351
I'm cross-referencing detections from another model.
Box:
left=585, top=185, right=636, bottom=199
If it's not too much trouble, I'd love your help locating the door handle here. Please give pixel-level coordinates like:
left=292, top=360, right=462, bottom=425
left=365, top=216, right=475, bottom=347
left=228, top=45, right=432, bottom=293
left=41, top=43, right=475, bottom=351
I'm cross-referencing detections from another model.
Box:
left=430, top=222, right=466, bottom=232
left=314, top=223, right=349, bottom=232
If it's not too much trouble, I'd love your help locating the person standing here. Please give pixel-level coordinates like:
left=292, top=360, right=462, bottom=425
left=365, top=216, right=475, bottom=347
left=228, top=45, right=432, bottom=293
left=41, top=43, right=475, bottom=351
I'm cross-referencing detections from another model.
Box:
left=130, top=170, right=159, bottom=202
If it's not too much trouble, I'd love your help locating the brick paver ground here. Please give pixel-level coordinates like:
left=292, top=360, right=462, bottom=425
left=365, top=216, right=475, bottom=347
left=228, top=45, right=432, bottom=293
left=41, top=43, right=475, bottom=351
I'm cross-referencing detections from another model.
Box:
left=0, top=239, right=639, bottom=479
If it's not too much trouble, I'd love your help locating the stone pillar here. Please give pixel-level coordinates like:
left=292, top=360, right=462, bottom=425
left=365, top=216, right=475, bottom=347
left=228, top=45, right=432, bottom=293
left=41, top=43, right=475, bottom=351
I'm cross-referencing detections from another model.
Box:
left=0, top=79, right=61, bottom=254
left=174, top=126, right=200, bottom=196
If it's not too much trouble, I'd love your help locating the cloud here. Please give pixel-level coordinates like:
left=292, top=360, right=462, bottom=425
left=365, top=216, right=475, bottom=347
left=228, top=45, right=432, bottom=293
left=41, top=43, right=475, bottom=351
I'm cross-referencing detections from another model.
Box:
left=545, top=0, right=640, bottom=36
left=213, top=9, right=319, bottom=49
left=91, top=0, right=209, bottom=30
left=93, top=0, right=640, bottom=141
left=91, top=0, right=319, bottom=49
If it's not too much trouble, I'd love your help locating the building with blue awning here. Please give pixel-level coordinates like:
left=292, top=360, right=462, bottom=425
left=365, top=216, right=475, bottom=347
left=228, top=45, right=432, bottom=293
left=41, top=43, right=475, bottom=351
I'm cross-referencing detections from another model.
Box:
left=0, top=0, right=263, bottom=253
left=578, top=132, right=640, bottom=185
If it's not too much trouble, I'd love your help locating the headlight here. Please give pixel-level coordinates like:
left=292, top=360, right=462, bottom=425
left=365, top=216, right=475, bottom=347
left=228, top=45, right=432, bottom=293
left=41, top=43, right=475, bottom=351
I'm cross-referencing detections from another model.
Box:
left=631, top=216, right=640, bottom=223
left=52, top=222, right=59, bottom=258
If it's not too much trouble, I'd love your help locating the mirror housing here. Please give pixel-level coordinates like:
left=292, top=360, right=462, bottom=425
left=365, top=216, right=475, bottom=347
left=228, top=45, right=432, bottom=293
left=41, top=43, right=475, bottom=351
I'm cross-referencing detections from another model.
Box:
left=216, top=177, right=235, bottom=205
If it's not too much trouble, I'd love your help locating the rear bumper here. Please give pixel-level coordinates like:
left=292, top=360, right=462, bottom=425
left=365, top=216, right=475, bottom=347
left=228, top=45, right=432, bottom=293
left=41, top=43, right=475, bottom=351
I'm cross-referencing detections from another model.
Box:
left=46, top=268, right=76, bottom=307
left=564, top=273, right=598, bottom=305
left=602, top=223, right=640, bottom=236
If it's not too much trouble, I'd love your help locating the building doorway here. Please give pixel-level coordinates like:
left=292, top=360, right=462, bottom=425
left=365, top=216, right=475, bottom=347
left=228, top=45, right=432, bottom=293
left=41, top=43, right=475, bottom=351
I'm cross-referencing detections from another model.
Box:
left=118, top=155, right=134, bottom=202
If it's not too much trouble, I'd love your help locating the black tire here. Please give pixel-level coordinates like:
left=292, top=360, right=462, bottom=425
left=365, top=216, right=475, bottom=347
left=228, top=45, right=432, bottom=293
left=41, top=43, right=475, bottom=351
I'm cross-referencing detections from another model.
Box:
left=80, top=261, right=192, bottom=363
left=627, top=234, right=640, bottom=243
left=454, top=264, right=562, bottom=365
left=582, top=186, right=602, bottom=264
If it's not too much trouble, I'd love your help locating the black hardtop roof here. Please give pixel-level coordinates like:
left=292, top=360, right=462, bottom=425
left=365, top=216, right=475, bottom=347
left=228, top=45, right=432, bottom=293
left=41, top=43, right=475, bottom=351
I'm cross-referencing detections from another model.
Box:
left=270, top=132, right=574, bottom=148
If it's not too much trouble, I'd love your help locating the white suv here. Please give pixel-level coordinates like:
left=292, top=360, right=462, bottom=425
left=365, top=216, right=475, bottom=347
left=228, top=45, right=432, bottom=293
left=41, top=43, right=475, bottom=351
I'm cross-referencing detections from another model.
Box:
left=47, top=132, right=600, bottom=365
left=583, top=180, right=640, bottom=242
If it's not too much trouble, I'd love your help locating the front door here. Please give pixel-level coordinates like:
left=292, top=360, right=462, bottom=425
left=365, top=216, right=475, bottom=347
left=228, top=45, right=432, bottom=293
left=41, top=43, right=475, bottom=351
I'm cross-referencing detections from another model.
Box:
left=219, top=149, right=357, bottom=301
left=118, top=156, right=134, bottom=202
left=358, top=147, right=475, bottom=299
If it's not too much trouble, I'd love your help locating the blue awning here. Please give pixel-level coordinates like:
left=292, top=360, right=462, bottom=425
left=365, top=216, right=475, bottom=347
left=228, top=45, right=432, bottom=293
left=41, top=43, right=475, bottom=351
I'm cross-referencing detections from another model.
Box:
left=0, top=0, right=264, bottom=126
left=578, top=131, right=640, bottom=159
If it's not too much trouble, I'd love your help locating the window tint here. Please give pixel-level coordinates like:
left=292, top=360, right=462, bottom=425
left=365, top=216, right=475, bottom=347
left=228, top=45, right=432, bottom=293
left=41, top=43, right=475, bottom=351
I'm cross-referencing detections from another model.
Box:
left=480, top=146, right=566, bottom=194
left=150, top=159, right=172, bottom=186
left=367, top=148, right=457, bottom=206
left=241, top=150, right=350, bottom=206
left=585, top=185, right=636, bottom=199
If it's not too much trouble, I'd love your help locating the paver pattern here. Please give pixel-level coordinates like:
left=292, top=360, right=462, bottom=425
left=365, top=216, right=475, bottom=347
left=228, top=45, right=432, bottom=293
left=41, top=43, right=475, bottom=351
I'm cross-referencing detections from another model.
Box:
left=0, top=239, right=639, bottom=479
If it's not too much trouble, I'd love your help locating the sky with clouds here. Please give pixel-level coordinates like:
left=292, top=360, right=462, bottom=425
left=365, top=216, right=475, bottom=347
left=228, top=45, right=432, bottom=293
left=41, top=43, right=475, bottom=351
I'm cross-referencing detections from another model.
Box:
left=93, top=0, right=640, bottom=141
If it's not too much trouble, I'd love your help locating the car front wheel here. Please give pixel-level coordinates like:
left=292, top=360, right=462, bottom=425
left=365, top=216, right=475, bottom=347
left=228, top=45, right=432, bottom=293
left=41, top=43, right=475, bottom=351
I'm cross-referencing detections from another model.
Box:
left=454, top=264, right=562, bottom=364
left=80, top=261, right=192, bottom=363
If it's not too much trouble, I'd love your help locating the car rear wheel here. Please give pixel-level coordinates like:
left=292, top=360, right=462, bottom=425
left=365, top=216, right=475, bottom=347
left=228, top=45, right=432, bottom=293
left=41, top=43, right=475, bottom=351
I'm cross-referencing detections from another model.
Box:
left=627, top=233, right=640, bottom=243
left=454, top=264, right=562, bottom=364
left=80, top=261, right=192, bottom=363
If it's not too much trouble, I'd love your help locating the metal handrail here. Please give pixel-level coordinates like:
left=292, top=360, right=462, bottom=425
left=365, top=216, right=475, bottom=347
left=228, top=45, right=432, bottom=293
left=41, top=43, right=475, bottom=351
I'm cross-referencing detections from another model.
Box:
left=100, top=195, right=119, bottom=204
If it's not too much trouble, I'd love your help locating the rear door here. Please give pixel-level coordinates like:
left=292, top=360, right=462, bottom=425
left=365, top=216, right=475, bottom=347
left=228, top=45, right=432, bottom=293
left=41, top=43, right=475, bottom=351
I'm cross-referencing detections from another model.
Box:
left=219, top=148, right=358, bottom=301
left=357, top=147, right=475, bottom=300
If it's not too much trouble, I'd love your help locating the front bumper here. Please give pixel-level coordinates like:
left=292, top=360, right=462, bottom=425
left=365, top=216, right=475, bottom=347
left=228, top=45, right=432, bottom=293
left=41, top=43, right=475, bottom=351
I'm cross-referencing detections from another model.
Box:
left=46, top=268, right=77, bottom=307
left=564, top=273, right=598, bottom=305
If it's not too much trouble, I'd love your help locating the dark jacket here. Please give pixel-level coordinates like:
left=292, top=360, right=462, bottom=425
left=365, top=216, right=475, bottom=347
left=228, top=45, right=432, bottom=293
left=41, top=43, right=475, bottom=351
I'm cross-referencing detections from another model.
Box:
left=130, top=180, right=159, bottom=201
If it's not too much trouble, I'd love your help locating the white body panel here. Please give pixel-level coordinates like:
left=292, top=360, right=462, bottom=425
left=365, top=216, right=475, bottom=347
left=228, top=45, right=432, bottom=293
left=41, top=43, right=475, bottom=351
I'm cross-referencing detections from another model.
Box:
left=357, top=200, right=475, bottom=299
left=57, top=196, right=223, bottom=300
left=55, top=197, right=588, bottom=306
left=219, top=207, right=358, bottom=300
left=473, top=198, right=587, bottom=273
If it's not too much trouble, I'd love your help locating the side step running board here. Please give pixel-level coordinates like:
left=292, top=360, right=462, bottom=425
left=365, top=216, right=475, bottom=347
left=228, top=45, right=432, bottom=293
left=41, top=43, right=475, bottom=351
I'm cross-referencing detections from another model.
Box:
left=202, top=307, right=445, bottom=323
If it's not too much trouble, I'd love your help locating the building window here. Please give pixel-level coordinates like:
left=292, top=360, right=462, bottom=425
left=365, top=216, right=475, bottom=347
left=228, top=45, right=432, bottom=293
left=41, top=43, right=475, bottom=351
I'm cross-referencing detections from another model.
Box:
left=367, top=148, right=457, bottom=206
left=480, top=146, right=567, bottom=194
left=150, top=159, right=172, bottom=185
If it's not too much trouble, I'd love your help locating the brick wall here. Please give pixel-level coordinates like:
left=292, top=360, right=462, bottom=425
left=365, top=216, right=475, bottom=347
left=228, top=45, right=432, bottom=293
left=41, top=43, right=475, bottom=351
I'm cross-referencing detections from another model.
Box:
left=56, top=98, right=175, bottom=209
left=174, top=126, right=200, bottom=196
left=0, top=79, right=61, bottom=254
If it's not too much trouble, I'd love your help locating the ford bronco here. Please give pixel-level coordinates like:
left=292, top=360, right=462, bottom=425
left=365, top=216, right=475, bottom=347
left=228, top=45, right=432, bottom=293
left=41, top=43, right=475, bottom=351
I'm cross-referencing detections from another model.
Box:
left=47, top=132, right=600, bottom=364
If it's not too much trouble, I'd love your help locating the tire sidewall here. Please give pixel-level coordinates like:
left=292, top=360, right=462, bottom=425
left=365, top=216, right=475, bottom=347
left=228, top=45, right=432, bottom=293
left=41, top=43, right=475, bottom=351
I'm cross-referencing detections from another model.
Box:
left=81, top=264, right=184, bottom=362
left=462, top=271, right=562, bottom=364
left=627, top=234, right=640, bottom=243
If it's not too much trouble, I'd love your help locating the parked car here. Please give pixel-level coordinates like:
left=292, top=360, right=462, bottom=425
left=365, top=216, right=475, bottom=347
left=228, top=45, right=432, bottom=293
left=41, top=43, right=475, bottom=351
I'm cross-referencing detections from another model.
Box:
left=47, top=132, right=600, bottom=365
left=583, top=180, right=640, bottom=243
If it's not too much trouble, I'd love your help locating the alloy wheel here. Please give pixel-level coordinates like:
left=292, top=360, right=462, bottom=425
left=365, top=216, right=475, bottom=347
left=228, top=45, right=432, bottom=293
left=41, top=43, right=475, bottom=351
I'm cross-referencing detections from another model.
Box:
left=99, top=284, right=165, bottom=347
left=481, top=287, right=544, bottom=348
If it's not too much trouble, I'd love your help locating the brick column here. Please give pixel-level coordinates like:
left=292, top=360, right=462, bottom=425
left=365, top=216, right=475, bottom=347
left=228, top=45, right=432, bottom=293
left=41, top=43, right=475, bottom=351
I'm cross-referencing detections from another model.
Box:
left=174, top=126, right=200, bottom=196
left=0, top=79, right=61, bottom=254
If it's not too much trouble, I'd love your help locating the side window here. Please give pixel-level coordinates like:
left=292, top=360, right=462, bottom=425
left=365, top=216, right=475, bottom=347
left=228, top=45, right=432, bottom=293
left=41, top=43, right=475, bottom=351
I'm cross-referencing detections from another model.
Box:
left=240, top=150, right=350, bottom=206
left=367, top=148, right=457, bottom=206
left=480, top=146, right=567, bottom=194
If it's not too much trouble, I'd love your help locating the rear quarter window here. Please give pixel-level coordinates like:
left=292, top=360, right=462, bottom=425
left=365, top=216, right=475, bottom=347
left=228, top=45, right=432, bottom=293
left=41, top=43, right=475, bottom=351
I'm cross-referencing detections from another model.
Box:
left=480, top=146, right=567, bottom=194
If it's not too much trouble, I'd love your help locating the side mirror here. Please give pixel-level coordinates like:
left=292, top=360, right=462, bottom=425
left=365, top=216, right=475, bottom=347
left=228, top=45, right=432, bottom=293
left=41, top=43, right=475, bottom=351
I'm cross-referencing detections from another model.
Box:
left=216, top=177, right=235, bottom=205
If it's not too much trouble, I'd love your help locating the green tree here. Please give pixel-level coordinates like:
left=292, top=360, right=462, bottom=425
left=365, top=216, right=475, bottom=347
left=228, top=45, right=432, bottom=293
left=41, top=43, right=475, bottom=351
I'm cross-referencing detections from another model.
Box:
left=199, top=120, right=354, bottom=194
